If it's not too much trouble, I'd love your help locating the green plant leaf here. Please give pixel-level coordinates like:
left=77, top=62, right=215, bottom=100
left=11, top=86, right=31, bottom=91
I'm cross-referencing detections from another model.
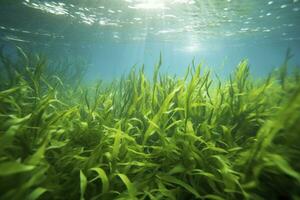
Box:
left=0, top=161, right=35, bottom=176
left=90, top=167, right=109, bottom=193
left=80, top=170, right=87, bottom=200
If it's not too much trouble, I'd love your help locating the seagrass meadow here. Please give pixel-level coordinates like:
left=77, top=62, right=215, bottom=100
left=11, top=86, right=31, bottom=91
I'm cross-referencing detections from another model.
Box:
left=0, top=47, right=299, bottom=200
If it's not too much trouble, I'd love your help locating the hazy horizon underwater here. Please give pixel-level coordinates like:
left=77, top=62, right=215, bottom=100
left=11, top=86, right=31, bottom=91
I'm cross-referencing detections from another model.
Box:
left=1, top=0, right=300, bottom=200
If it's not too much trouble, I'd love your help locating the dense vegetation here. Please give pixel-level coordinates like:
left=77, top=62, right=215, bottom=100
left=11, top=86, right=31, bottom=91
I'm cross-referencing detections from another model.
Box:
left=0, top=48, right=300, bottom=200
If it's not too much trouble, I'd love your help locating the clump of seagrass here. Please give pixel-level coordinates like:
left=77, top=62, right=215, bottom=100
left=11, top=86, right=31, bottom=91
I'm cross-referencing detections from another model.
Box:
left=0, top=47, right=299, bottom=200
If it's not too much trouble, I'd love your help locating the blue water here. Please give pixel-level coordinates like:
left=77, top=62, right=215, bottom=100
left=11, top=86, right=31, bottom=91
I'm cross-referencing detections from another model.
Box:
left=81, top=40, right=300, bottom=81
left=1, top=0, right=300, bottom=82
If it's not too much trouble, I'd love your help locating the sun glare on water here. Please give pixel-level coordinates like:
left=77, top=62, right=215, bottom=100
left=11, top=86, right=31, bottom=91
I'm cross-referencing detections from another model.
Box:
left=127, top=0, right=195, bottom=10
left=128, top=0, right=168, bottom=10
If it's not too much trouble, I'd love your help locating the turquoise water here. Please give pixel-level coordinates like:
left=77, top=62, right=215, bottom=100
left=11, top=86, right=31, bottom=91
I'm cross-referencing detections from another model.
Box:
left=1, top=0, right=300, bottom=80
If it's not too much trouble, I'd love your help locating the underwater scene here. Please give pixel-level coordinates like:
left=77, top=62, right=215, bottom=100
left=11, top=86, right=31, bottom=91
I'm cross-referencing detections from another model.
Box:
left=1, top=0, right=300, bottom=199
